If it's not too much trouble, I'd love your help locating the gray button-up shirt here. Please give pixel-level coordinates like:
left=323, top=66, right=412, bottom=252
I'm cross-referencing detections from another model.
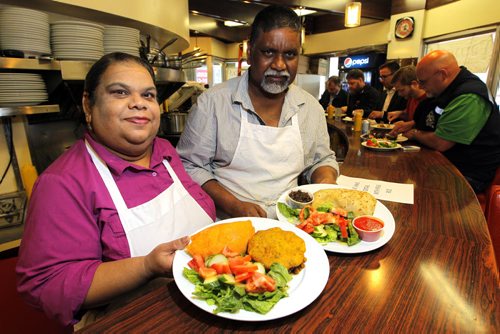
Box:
left=176, top=70, right=339, bottom=188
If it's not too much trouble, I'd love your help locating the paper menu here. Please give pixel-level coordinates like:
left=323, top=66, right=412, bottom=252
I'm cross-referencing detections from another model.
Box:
left=337, top=175, right=414, bottom=204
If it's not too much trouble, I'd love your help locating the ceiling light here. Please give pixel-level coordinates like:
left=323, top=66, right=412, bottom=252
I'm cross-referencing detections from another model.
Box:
left=345, top=2, right=362, bottom=28
left=224, top=20, right=245, bottom=27
left=294, top=7, right=316, bottom=17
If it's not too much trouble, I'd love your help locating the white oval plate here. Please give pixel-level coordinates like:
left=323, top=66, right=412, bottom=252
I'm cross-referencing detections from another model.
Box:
left=172, top=217, right=329, bottom=321
left=275, top=184, right=396, bottom=254
left=361, top=141, right=402, bottom=151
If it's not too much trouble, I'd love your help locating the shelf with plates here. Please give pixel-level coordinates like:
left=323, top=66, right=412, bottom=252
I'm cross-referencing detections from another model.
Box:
left=0, top=105, right=60, bottom=118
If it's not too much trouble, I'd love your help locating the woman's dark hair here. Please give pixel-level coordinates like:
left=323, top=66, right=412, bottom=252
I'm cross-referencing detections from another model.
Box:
left=249, top=5, right=301, bottom=44
left=84, top=52, right=155, bottom=107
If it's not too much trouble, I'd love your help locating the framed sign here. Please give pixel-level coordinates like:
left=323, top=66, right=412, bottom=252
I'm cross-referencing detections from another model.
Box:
left=395, top=17, right=415, bottom=39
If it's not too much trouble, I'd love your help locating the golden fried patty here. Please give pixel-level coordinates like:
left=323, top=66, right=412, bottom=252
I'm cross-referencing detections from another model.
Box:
left=248, top=227, right=306, bottom=270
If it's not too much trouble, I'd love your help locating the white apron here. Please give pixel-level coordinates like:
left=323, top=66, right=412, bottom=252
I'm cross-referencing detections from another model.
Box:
left=214, top=107, right=305, bottom=219
left=85, top=141, right=213, bottom=257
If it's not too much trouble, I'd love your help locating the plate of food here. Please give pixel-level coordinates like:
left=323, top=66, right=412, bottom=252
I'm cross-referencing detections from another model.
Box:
left=342, top=116, right=353, bottom=122
left=361, top=133, right=408, bottom=143
left=276, top=184, right=396, bottom=254
left=371, top=123, right=395, bottom=130
left=361, top=139, right=402, bottom=151
left=172, top=217, right=329, bottom=321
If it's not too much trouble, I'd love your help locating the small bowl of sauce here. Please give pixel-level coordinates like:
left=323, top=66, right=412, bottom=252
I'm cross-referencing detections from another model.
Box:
left=287, top=189, right=314, bottom=209
left=352, top=215, right=384, bottom=242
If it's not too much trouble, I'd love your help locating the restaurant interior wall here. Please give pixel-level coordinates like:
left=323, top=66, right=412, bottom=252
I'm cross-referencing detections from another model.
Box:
left=387, top=9, right=426, bottom=60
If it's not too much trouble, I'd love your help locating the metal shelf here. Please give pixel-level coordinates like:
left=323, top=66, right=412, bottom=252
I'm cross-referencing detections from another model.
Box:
left=0, top=104, right=60, bottom=117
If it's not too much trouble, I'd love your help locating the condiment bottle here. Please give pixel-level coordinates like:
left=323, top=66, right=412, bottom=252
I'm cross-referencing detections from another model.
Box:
left=354, top=109, right=363, bottom=132
left=327, top=105, right=334, bottom=119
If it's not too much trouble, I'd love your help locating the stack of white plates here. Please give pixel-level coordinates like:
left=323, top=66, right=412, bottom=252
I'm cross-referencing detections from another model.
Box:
left=51, top=20, right=104, bottom=61
left=0, top=73, right=48, bottom=107
left=104, top=25, right=140, bottom=57
left=0, top=6, right=51, bottom=56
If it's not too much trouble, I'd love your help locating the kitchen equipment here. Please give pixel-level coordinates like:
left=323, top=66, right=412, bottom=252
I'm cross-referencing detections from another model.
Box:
left=161, top=112, right=188, bottom=134
left=150, top=37, right=178, bottom=67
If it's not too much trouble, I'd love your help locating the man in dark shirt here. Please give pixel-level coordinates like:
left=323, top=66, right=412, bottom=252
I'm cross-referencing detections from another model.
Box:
left=319, top=75, right=348, bottom=109
left=369, top=61, right=407, bottom=123
left=345, top=69, right=380, bottom=118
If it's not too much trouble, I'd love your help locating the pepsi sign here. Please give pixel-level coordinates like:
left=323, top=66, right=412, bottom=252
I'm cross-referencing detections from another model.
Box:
left=339, top=54, right=383, bottom=69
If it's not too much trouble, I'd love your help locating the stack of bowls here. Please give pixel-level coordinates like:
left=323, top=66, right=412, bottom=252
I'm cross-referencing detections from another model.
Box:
left=0, top=6, right=51, bottom=56
left=104, top=25, right=140, bottom=57
left=51, top=20, right=104, bottom=61
left=0, top=73, right=48, bottom=107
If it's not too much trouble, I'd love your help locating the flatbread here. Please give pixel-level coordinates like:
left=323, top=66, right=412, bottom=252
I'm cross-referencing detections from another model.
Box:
left=185, top=220, right=255, bottom=258
left=311, top=188, right=376, bottom=217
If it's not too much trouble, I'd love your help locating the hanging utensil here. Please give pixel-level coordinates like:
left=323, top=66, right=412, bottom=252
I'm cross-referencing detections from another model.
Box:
left=150, top=37, right=178, bottom=65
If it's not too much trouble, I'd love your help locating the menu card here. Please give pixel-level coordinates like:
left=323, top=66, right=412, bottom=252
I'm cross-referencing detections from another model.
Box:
left=337, top=175, right=414, bottom=204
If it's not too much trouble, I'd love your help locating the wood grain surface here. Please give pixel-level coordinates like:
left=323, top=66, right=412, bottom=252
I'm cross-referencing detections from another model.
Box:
left=79, top=119, right=499, bottom=333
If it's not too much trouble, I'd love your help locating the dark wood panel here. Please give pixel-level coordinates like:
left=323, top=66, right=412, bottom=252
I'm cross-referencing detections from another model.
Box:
left=391, top=0, right=426, bottom=15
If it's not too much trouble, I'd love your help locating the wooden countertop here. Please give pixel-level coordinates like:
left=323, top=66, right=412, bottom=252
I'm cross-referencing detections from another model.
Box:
left=79, top=119, right=500, bottom=333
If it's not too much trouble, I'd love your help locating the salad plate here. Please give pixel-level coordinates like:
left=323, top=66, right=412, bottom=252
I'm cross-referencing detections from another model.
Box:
left=172, top=217, right=329, bottom=321
left=360, top=133, right=408, bottom=143
left=276, top=184, right=396, bottom=254
left=361, top=141, right=402, bottom=151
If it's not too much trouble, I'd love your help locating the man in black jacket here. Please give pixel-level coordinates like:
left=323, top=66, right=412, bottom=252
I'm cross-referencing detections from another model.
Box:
left=345, top=69, right=380, bottom=118
left=369, top=61, right=407, bottom=123
left=406, top=50, right=500, bottom=193
left=319, top=76, right=348, bottom=110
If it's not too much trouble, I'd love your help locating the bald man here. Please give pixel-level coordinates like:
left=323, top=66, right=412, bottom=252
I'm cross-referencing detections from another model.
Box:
left=404, top=50, right=500, bottom=193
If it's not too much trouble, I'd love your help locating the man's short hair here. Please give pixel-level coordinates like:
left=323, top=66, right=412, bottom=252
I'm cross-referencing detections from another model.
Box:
left=346, top=69, right=365, bottom=81
left=327, top=76, right=341, bottom=85
left=391, top=65, right=417, bottom=86
left=249, top=5, right=301, bottom=44
left=379, top=60, right=400, bottom=74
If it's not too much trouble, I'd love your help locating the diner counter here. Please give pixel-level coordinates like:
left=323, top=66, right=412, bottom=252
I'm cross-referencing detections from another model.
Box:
left=79, top=118, right=500, bottom=333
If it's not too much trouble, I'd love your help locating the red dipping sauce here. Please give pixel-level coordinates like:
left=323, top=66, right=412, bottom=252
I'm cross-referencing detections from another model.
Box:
left=353, top=216, right=384, bottom=231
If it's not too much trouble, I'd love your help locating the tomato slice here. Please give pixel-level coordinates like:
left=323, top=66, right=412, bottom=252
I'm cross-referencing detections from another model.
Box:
left=210, top=262, right=231, bottom=275
left=188, top=254, right=205, bottom=272
left=230, top=263, right=258, bottom=275
left=338, top=218, right=348, bottom=239
left=222, top=246, right=240, bottom=258
left=235, top=272, right=253, bottom=283
left=246, top=272, right=276, bottom=293
left=199, top=267, right=217, bottom=280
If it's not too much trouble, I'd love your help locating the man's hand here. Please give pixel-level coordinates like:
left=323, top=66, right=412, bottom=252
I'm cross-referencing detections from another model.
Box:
left=228, top=200, right=267, bottom=218
left=387, top=111, right=403, bottom=123
left=389, top=121, right=414, bottom=136
left=368, top=110, right=384, bottom=120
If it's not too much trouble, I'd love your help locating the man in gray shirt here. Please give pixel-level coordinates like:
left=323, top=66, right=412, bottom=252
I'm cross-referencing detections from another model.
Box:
left=177, top=5, right=339, bottom=219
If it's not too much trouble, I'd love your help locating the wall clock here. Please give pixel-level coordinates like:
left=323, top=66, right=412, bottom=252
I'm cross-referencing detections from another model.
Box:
left=395, top=16, right=415, bottom=39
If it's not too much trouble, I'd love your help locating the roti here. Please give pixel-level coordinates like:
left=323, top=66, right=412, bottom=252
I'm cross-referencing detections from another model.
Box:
left=311, top=188, right=376, bottom=217
left=185, top=220, right=255, bottom=258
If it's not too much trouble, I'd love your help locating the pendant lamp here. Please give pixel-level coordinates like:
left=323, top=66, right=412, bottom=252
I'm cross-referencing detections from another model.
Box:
left=345, top=2, right=362, bottom=28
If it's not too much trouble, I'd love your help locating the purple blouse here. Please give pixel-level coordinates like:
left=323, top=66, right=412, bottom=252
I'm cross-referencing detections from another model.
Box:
left=16, top=133, right=216, bottom=326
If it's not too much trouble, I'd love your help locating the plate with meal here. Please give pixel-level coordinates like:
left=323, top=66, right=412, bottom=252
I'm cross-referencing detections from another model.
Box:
left=361, top=133, right=408, bottom=143
left=361, top=139, right=402, bottom=151
left=371, top=123, right=395, bottom=130
left=172, top=218, right=329, bottom=321
left=276, top=184, right=396, bottom=254
left=342, top=116, right=353, bottom=122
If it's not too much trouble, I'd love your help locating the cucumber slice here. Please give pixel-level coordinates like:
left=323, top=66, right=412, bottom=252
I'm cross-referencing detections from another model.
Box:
left=205, top=254, right=228, bottom=267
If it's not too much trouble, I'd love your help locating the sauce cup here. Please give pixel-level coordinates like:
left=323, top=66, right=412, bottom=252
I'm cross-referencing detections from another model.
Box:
left=352, top=215, right=384, bottom=242
left=286, top=188, right=314, bottom=209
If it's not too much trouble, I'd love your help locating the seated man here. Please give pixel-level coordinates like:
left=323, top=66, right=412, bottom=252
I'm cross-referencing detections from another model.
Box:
left=406, top=50, right=500, bottom=193
left=345, top=69, right=380, bottom=118
left=177, top=5, right=339, bottom=219
left=319, top=75, right=348, bottom=110
left=368, top=61, right=407, bottom=123
left=388, top=65, right=439, bottom=136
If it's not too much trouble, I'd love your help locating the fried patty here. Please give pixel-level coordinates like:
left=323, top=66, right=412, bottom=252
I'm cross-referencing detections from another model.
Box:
left=247, top=227, right=306, bottom=270
left=186, top=220, right=255, bottom=258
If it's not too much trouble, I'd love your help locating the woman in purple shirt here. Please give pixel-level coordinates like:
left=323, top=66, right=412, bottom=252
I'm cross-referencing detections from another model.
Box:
left=16, top=53, right=216, bottom=328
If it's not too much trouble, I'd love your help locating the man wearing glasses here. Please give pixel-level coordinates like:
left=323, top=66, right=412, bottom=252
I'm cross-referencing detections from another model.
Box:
left=368, top=61, right=407, bottom=123
left=406, top=50, right=500, bottom=193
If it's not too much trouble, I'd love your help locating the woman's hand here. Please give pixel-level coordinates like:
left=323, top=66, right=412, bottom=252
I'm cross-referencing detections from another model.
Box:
left=144, top=236, right=191, bottom=278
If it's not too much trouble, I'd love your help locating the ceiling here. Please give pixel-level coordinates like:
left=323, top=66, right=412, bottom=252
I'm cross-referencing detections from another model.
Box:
left=188, top=0, right=392, bottom=44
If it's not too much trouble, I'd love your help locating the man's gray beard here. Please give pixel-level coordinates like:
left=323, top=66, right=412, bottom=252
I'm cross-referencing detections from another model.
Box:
left=260, top=70, right=290, bottom=94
